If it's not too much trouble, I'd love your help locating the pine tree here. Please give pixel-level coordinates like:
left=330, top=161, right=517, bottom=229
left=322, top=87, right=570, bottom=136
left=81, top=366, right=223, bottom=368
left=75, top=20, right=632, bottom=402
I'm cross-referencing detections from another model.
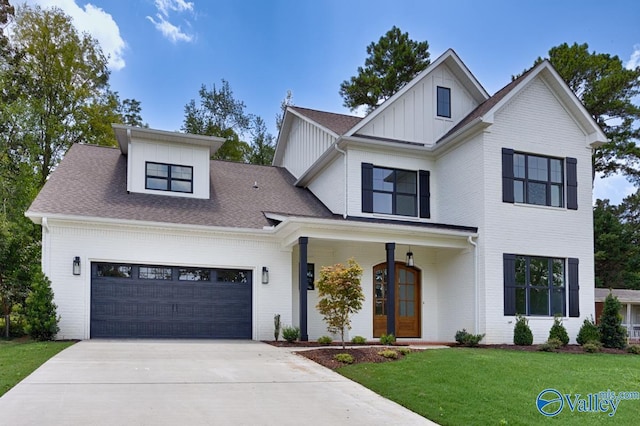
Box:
left=24, top=271, right=59, bottom=340
left=598, top=292, right=627, bottom=349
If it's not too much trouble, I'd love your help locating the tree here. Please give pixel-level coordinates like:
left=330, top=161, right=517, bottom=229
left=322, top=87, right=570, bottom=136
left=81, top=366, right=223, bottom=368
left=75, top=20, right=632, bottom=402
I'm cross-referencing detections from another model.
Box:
left=275, top=89, right=293, bottom=132
left=247, top=116, right=275, bottom=165
left=339, top=26, right=430, bottom=113
left=315, top=258, right=364, bottom=349
left=529, top=43, right=640, bottom=183
left=182, top=80, right=252, bottom=162
left=24, top=270, right=59, bottom=341
left=119, top=97, right=145, bottom=127
left=598, top=292, right=627, bottom=349
left=594, top=199, right=632, bottom=288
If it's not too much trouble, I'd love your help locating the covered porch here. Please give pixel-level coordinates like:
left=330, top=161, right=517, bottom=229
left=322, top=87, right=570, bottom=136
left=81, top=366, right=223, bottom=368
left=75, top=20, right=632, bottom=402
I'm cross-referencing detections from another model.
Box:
left=269, top=214, right=479, bottom=342
left=595, top=288, right=640, bottom=342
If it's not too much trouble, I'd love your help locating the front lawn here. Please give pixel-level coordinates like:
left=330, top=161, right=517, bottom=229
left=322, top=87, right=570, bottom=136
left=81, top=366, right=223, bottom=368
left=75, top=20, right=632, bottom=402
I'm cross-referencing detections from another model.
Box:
left=339, top=348, right=640, bottom=425
left=0, top=339, right=75, bottom=397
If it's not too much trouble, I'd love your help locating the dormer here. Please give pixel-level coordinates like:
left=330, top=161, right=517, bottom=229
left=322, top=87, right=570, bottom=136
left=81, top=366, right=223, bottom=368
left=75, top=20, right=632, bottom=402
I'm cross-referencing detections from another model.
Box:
left=113, top=124, right=224, bottom=199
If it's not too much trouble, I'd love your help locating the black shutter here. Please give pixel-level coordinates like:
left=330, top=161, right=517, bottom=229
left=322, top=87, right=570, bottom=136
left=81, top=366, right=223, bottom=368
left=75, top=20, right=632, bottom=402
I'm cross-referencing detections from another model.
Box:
left=503, top=253, right=516, bottom=315
left=502, top=148, right=514, bottom=203
left=568, top=258, right=579, bottom=317
left=362, top=163, right=373, bottom=213
left=566, top=157, right=578, bottom=210
left=419, top=170, right=431, bottom=218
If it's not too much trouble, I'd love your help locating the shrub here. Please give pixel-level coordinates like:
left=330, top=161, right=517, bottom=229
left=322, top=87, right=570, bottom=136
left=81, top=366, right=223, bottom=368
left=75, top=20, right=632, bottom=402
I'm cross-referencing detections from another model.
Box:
left=548, top=316, right=569, bottom=346
left=273, top=314, right=281, bottom=341
left=397, top=347, right=412, bottom=355
left=317, top=335, right=333, bottom=345
left=282, top=325, right=300, bottom=343
left=334, top=353, right=354, bottom=364
left=576, top=316, right=600, bottom=345
left=513, top=314, right=533, bottom=346
left=599, top=292, right=627, bottom=349
left=538, top=338, right=563, bottom=352
left=583, top=341, right=602, bottom=353
left=24, top=272, right=59, bottom=341
left=454, top=329, right=485, bottom=347
left=378, top=349, right=398, bottom=359
left=351, top=335, right=367, bottom=344
left=0, top=305, right=27, bottom=338
left=379, top=333, right=395, bottom=345
left=627, top=345, right=640, bottom=355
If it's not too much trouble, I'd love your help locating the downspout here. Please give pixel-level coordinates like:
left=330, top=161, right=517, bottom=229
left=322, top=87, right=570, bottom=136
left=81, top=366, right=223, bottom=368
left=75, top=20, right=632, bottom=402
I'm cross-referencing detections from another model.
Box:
left=334, top=143, right=348, bottom=218
left=468, top=236, right=478, bottom=335
left=41, top=217, right=50, bottom=275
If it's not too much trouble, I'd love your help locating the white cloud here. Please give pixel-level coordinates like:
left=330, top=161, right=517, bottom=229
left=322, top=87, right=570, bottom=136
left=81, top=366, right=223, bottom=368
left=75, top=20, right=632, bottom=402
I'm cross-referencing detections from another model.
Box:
left=626, top=44, right=640, bottom=70
left=146, top=14, right=193, bottom=43
left=26, top=0, right=126, bottom=71
left=154, top=0, right=194, bottom=17
left=593, top=172, right=636, bottom=205
left=147, top=0, right=195, bottom=43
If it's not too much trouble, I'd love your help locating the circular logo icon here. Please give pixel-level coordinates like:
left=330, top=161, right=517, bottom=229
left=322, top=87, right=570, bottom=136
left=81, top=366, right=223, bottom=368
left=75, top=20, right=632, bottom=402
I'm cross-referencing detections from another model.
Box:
left=537, top=389, right=564, bottom=417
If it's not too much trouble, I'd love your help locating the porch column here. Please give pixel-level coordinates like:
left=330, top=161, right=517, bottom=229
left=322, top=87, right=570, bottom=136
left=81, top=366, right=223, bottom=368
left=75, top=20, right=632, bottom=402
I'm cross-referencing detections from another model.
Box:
left=299, top=237, right=309, bottom=341
left=627, top=303, right=632, bottom=337
left=385, top=243, right=396, bottom=336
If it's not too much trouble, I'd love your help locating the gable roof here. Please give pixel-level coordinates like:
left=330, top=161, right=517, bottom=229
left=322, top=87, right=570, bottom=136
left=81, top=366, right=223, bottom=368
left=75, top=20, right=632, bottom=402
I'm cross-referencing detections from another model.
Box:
left=289, top=106, right=363, bottom=136
left=26, top=144, right=335, bottom=229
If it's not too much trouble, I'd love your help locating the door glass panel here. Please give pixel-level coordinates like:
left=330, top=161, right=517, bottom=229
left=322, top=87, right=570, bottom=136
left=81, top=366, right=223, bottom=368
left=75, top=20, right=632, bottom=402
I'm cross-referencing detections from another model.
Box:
left=407, top=302, right=414, bottom=317
left=375, top=300, right=385, bottom=315
left=399, top=285, right=406, bottom=299
left=407, top=285, right=414, bottom=300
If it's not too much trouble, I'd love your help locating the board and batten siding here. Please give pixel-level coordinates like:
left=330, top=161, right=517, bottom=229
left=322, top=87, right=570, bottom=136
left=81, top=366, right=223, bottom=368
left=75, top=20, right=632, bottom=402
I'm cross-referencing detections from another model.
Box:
left=128, top=139, right=211, bottom=199
left=281, top=116, right=337, bottom=180
left=357, top=64, right=480, bottom=145
left=41, top=219, right=293, bottom=341
left=479, top=75, right=595, bottom=344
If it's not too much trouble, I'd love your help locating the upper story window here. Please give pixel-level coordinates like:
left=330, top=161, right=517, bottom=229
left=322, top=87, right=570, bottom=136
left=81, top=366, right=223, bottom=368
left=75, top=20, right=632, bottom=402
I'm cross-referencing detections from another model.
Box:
left=436, top=86, right=451, bottom=118
left=502, top=148, right=577, bottom=210
left=362, top=163, right=431, bottom=219
left=145, top=162, right=193, bottom=194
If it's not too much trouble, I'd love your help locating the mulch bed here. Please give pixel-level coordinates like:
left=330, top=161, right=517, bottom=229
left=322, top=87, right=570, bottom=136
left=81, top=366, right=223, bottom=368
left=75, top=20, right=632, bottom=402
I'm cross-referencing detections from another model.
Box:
left=265, top=341, right=634, bottom=370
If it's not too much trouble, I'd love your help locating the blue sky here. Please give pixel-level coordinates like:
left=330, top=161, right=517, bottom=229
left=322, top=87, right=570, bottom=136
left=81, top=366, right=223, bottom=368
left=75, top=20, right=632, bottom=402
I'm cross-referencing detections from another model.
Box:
left=26, top=0, right=640, bottom=203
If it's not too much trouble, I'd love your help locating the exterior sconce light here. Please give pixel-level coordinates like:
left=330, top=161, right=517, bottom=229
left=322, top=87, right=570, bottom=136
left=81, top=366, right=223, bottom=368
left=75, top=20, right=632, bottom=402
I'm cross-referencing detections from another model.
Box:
left=406, top=249, right=414, bottom=267
left=262, top=266, right=269, bottom=284
left=73, top=256, right=81, bottom=275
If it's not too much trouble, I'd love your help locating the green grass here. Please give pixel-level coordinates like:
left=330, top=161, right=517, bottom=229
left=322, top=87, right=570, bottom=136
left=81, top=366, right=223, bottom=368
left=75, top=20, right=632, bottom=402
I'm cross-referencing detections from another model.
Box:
left=0, top=339, right=75, bottom=397
left=339, top=348, right=640, bottom=425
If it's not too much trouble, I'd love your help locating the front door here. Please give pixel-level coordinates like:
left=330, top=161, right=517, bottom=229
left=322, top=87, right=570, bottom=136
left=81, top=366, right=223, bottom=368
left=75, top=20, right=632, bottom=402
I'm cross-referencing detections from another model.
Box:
left=373, top=262, right=421, bottom=338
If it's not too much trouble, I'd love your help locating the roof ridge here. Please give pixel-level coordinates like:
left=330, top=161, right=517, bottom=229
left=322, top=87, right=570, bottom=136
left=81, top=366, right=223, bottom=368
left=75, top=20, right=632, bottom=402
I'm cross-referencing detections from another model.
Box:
left=289, top=105, right=359, bottom=119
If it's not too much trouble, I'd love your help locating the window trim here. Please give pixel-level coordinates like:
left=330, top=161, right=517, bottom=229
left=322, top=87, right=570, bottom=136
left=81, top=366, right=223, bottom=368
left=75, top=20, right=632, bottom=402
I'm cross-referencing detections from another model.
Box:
left=371, top=166, right=418, bottom=217
left=513, top=152, right=564, bottom=207
left=436, top=86, right=451, bottom=118
left=145, top=161, right=194, bottom=194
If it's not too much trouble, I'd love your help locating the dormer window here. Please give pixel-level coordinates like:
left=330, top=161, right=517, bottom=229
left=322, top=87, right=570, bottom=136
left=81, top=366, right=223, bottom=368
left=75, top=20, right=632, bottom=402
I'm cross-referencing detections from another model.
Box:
left=145, top=162, right=193, bottom=193
left=437, top=86, right=451, bottom=118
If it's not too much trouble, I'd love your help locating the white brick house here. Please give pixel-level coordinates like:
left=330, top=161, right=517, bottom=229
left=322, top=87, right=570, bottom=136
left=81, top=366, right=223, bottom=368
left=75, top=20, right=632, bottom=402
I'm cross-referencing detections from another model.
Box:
left=27, top=49, right=606, bottom=343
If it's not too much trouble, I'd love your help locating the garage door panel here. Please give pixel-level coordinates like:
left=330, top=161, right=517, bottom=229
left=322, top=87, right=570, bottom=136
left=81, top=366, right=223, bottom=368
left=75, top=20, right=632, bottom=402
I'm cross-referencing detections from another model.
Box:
left=91, top=263, right=252, bottom=339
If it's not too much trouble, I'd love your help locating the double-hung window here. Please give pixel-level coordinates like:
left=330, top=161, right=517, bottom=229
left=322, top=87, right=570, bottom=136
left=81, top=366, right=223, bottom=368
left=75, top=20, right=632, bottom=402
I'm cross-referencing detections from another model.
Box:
left=362, top=163, right=431, bottom=218
left=504, top=254, right=580, bottom=317
left=145, top=162, right=193, bottom=193
left=502, top=148, right=577, bottom=209
left=436, top=86, right=451, bottom=118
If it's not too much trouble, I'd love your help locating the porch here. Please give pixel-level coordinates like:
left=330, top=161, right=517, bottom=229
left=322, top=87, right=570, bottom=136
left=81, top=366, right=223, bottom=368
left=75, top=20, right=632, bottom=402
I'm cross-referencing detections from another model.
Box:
left=595, top=288, right=640, bottom=342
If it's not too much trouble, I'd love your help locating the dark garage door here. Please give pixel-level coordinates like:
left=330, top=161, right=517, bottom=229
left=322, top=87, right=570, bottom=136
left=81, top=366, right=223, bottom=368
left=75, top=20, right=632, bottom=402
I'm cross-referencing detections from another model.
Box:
left=91, top=263, right=252, bottom=338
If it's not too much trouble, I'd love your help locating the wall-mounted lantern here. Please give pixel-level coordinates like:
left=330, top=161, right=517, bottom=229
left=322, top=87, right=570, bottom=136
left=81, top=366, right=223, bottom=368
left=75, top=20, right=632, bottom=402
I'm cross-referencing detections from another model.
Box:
left=406, top=249, right=414, bottom=267
left=261, top=266, right=269, bottom=284
left=73, top=256, right=81, bottom=275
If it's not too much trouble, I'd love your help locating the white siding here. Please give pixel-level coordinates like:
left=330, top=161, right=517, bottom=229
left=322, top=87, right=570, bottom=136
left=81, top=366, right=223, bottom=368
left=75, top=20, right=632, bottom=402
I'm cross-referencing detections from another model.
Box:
left=42, top=220, right=293, bottom=341
left=357, top=64, right=480, bottom=145
left=128, top=139, right=210, bottom=199
left=307, top=156, right=345, bottom=215
left=480, top=76, right=595, bottom=343
left=281, top=117, right=337, bottom=179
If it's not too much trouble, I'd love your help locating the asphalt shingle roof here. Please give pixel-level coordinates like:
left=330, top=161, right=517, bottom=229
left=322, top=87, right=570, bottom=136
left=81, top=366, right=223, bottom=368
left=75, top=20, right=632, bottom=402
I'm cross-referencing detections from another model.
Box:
left=27, top=144, right=334, bottom=229
left=289, top=106, right=363, bottom=135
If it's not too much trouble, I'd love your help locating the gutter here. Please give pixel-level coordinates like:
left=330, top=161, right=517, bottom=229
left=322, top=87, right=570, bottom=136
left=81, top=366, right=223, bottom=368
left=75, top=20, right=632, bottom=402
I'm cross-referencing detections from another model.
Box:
left=333, top=143, right=348, bottom=218
left=468, top=236, right=479, bottom=334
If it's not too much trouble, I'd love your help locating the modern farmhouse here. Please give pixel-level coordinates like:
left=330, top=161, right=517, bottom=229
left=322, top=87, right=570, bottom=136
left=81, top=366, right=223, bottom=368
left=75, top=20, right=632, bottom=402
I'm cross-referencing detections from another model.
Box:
left=26, top=49, right=606, bottom=343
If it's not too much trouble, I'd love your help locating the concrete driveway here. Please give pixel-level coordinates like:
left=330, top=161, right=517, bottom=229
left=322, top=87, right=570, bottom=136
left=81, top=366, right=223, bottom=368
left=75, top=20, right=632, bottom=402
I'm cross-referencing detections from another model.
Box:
left=0, top=340, right=433, bottom=425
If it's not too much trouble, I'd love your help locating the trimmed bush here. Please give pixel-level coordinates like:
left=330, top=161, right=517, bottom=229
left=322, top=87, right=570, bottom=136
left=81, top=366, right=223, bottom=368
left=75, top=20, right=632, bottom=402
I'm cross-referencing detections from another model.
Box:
left=548, top=316, right=569, bottom=346
left=583, top=341, right=602, bottom=353
left=378, top=349, right=398, bottom=359
left=454, top=329, right=485, bottom=347
left=599, top=292, right=627, bottom=349
left=24, top=272, right=59, bottom=341
left=538, top=338, right=563, bottom=352
left=282, top=325, right=300, bottom=343
left=379, top=333, right=395, bottom=345
left=350, top=335, right=367, bottom=344
left=513, top=315, right=533, bottom=345
left=576, top=316, right=600, bottom=345
left=627, top=345, right=640, bottom=355
left=397, top=347, right=412, bottom=355
left=317, top=335, right=333, bottom=345
left=334, top=353, right=354, bottom=364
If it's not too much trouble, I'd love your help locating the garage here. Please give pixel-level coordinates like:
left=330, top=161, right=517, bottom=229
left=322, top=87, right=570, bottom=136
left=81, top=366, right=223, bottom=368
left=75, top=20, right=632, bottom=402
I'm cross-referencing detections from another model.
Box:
left=91, top=263, right=252, bottom=338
